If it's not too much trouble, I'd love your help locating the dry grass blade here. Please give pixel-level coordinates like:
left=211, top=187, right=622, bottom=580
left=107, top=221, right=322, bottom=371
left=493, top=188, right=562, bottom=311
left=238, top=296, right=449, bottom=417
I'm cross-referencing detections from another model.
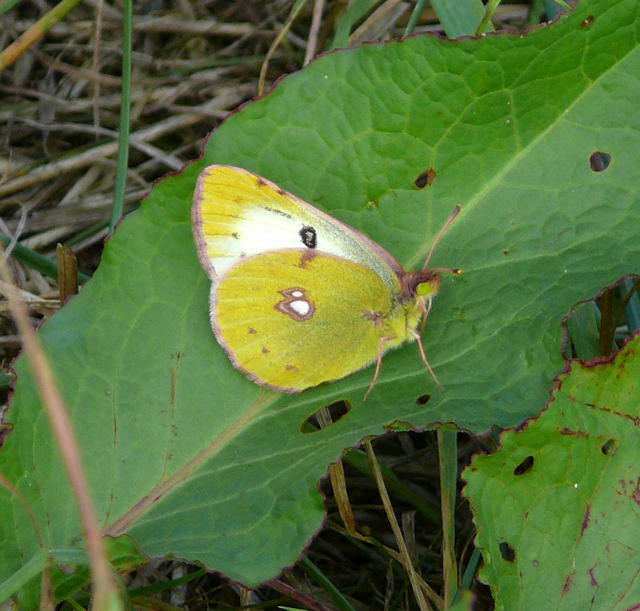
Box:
left=55, top=243, right=78, bottom=303
left=349, top=0, right=410, bottom=45
left=0, top=89, right=251, bottom=198
left=315, top=406, right=357, bottom=534
left=303, top=0, right=325, bottom=65
left=0, top=0, right=84, bottom=71
left=331, top=513, right=444, bottom=608
left=259, top=0, right=307, bottom=96
left=328, top=459, right=357, bottom=534
left=365, top=440, right=432, bottom=611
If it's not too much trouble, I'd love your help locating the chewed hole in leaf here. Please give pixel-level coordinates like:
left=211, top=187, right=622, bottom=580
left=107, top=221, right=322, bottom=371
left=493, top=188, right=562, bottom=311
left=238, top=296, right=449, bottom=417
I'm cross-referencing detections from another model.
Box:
left=499, top=541, right=516, bottom=562
left=414, top=168, right=436, bottom=188
left=581, top=15, right=595, bottom=28
left=513, top=455, right=534, bottom=475
left=601, top=438, right=617, bottom=456
left=589, top=151, right=611, bottom=172
left=415, top=394, right=431, bottom=406
left=301, top=400, right=351, bottom=434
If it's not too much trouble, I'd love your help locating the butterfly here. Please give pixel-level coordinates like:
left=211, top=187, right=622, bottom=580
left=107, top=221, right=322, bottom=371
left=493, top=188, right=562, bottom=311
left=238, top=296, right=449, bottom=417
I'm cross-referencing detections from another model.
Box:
left=192, top=165, right=460, bottom=398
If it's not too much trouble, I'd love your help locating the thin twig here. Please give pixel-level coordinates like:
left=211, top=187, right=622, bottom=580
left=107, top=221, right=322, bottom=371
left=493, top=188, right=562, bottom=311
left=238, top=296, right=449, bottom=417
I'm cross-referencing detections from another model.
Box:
left=91, top=0, right=104, bottom=134
left=0, top=0, right=85, bottom=71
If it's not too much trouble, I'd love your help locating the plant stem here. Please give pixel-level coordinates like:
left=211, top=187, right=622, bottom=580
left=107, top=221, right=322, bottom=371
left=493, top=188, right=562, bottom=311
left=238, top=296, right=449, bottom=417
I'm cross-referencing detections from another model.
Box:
left=438, top=428, right=458, bottom=607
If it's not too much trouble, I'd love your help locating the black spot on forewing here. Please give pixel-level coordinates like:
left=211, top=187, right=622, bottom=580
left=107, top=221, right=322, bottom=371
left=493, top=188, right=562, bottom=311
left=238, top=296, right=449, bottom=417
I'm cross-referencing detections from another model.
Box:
left=299, top=225, right=317, bottom=248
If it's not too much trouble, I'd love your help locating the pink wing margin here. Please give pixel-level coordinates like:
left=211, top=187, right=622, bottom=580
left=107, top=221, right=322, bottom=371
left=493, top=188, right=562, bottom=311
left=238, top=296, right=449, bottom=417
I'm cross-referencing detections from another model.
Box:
left=192, top=173, right=218, bottom=280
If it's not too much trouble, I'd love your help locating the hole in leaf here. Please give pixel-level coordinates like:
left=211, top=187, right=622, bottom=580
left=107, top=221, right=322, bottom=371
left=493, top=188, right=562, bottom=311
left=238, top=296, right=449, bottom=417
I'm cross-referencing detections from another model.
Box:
left=514, top=455, right=534, bottom=475
left=301, top=400, right=351, bottom=434
left=414, top=168, right=436, bottom=188
left=601, top=438, right=617, bottom=456
left=415, top=394, right=431, bottom=406
left=589, top=151, right=611, bottom=172
left=580, top=15, right=595, bottom=28
left=499, top=541, right=516, bottom=562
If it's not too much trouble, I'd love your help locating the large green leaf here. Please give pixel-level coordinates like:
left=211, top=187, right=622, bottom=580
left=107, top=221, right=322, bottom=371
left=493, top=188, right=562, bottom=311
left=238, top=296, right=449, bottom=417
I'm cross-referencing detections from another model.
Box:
left=464, top=331, right=640, bottom=608
left=1, top=0, right=639, bottom=593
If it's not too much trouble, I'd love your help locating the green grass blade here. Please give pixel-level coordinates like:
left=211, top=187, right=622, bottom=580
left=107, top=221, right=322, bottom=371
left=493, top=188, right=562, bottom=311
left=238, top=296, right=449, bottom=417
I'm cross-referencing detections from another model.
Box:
left=0, top=551, right=47, bottom=602
left=404, top=0, right=428, bottom=36
left=622, top=279, right=640, bottom=332
left=330, top=0, right=378, bottom=49
left=0, top=0, right=24, bottom=18
left=109, top=0, right=133, bottom=234
left=300, top=556, right=357, bottom=611
left=0, top=233, right=91, bottom=283
left=430, top=0, right=488, bottom=38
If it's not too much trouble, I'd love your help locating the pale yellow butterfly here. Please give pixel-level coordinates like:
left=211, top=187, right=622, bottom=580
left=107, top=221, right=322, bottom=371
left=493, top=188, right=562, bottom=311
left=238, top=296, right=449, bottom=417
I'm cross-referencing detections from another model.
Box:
left=192, top=165, right=460, bottom=397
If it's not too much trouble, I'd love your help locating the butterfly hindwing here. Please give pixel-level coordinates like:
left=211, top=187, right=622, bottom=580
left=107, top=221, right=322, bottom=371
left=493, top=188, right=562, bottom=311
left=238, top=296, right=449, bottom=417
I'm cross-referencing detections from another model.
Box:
left=212, top=249, right=408, bottom=392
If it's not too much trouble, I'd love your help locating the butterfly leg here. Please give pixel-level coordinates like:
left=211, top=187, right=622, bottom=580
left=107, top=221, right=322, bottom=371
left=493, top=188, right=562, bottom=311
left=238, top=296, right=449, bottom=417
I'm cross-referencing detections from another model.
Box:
left=419, top=296, right=433, bottom=332
left=408, top=327, right=443, bottom=390
left=364, top=335, right=395, bottom=401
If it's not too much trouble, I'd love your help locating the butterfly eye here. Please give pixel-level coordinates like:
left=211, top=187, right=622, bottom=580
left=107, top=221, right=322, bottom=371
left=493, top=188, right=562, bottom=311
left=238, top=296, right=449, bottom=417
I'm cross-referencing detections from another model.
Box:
left=416, top=281, right=437, bottom=297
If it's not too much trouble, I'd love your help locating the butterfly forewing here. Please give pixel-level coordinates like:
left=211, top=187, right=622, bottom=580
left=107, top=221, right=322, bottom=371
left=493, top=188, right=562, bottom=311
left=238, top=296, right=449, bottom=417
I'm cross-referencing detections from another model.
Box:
left=193, top=165, right=402, bottom=289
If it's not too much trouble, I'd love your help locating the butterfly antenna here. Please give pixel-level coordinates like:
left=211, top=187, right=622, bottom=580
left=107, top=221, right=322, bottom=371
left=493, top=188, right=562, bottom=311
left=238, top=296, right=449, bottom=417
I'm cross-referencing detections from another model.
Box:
left=422, top=205, right=461, bottom=270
